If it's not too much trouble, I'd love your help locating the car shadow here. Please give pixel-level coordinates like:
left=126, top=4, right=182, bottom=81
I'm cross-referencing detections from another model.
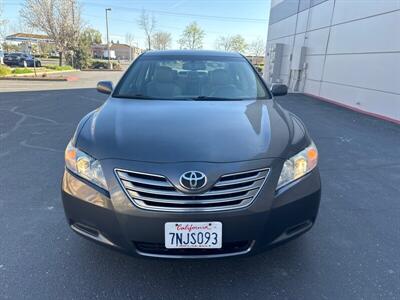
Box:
left=1, top=90, right=400, bottom=299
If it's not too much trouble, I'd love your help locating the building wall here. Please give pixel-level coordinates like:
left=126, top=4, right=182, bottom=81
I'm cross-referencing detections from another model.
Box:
left=91, top=44, right=143, bottom=60
left=265, top=0, right=400, bottom=122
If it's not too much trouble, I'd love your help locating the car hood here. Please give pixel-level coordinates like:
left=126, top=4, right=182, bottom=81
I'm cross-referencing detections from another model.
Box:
left=75, top=98, right=308, bottom=163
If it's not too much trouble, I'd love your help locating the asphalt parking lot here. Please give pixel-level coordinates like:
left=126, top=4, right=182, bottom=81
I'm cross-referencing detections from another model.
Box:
left=0, top=72, right=399, bottom=299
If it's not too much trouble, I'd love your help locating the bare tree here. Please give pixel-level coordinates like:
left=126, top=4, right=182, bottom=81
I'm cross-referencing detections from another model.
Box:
left=178, top=22, right=205, bottom=50
left=125, top=33, right=135, bottom=46
left=215, top=36, right=233, bottom=51
left=20, top=0, right=82, bottom=66
left=9, top=17, right=35, bottom=35
left=125, top=33, right=135, bottom=61
left=216, top=35, right=247, bottom=53
left=152, top=31, right=171, bottom=50
left=230, top=35, right=247, bottom=53
left=0, top=0, right=8, bottom=41
left=138, top=10, right=156, bottom=50
left=249, top=37, right=266, bottom=57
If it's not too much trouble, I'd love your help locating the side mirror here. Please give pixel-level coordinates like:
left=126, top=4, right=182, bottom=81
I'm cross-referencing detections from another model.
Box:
left=97, top=81, right=113, bottom=95
left=271, top=83, right=288, bottom=97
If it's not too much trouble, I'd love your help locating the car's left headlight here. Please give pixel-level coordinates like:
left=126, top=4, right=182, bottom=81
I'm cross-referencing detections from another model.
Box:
left=65, top=141, right=108, bottom=190
left=277, top=142, right=318, bottom=190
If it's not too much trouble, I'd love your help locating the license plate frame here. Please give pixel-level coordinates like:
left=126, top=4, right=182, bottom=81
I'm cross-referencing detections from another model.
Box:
left=164, top=222, right=222, bottom=249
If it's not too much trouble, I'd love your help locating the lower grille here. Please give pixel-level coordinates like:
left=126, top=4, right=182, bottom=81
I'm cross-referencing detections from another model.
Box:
left=115, top=168, right=269, bottom=212
left=134, top=241, right=253, bottom=257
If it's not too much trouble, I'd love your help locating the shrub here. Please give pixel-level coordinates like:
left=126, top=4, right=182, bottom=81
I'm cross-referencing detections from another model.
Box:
left=90, top=60, right=122, bottom=70
left=112, top=61, right=122, bottom=70
left=0, top=65, right=12, bottom=76
left=91, top=60, right=107, bottom=69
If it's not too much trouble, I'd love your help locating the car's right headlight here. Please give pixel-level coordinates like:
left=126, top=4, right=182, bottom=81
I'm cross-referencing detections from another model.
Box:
left=65, top=141, right=108, bottom=190
left=277, top=142, right=318, bottom=190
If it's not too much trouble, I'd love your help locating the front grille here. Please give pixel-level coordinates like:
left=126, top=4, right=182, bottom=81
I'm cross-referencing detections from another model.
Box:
left=134, top=241, right=253, bottom=257
left=115, top=168, right=269, bottom=212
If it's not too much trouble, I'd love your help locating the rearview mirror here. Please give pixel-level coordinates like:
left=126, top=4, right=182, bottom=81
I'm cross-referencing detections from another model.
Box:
left=271, top=83, right=288, bottom=97
left=97, top=81, right=113, bottom=95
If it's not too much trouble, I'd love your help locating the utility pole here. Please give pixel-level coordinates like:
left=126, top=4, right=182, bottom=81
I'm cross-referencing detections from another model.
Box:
left=105, top=8, right=112, bottom=70
left=71, top=0, right=75, bottom=69
left=30, top=40, right=37, bottom=77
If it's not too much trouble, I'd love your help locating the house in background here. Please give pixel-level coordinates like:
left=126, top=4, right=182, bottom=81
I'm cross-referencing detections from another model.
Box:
left=92, top=42, right=143, bottom=60
left=4, top=33, right=54, bottom=54
left=5, top=33, right=53, bottom=44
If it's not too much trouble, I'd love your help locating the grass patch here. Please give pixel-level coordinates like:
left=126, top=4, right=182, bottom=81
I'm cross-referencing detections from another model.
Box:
left=45, top=65, right=74, bottom=71
left=0, top=65, right=74, bottom=77
left=0, top=65, right=12, bottom=76
left=12, top=68, right=34, bottom=74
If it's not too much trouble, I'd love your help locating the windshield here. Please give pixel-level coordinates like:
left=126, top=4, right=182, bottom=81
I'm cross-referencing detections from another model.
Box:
left=113, top=55, right=270, bottom=100
left=9, top=53, right=24, bottom=57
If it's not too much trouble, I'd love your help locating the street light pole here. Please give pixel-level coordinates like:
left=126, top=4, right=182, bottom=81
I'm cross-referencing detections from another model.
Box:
left=71, top=0, right=75, bottom=69
left=105, top=8, right=112, bottom=69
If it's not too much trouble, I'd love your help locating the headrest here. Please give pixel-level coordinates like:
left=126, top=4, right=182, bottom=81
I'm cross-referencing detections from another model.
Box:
left=210, top=69, right=231, bottom=85
left=154, top=66, right=173, bottom=82
left=188, top=71, right=200, bottom=80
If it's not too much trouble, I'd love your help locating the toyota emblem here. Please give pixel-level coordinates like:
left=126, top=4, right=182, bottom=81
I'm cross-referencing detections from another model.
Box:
left=180, top=171, right=207, bottom=190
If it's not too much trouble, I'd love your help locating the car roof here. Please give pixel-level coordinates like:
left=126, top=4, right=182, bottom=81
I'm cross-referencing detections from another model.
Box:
left=142, top=50, right=242, bottom=58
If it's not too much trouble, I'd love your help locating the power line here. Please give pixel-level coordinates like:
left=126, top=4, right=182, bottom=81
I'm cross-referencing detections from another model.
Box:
left=80, top=0, right=268, bottom=23
left=82, top=13, right=265, bottom=38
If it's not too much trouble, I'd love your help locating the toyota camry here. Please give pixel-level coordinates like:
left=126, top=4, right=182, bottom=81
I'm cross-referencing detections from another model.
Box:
left=61, top=50, right=321, bottom=258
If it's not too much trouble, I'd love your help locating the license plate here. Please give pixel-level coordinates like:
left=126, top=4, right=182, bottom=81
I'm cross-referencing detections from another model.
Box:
left=165, top=222, right=222, bottom=249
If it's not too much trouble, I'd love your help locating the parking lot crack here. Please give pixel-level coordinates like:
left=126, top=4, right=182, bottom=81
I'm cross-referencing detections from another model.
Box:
left=10, top=107, right=60, bottom=125
left=20, top=140, right=63, bottom=153
left=0, top=106, right=61, bottom=141
left=0, top=106, right=27, bottom=141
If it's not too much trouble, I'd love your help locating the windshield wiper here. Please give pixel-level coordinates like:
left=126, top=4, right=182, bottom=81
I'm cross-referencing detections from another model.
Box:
left=189, top=96, right=241, bottom=101
left=114, top=94, right=156, bottom=100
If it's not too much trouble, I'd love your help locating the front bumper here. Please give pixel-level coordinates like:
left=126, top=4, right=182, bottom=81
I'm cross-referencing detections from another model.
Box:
left=61, top=162, right=321, bottom=258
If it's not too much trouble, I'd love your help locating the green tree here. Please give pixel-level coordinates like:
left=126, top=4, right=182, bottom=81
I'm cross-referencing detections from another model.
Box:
left=72, top=40, right=91, bottom=69
left=178, top=22, right=205, bottom=50
left=80, top=28, right=102, bottom=45
left=70, top=29, right=96, bottom=69
left=1, top=42, right=19, bottom=53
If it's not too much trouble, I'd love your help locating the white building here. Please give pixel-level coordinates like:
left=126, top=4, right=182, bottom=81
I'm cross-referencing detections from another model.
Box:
left=264, top=0, right=400, bottom=123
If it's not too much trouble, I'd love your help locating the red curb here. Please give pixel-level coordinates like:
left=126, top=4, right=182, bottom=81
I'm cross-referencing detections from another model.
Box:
left=66, top=76, right=79, bottom=81
left=303, top=93, right=400, bottom=125
left=81, top=69, right=123, bottom=72
left=0, top=77, right=68, bottom=81
left=0, top=75, right=80, bottom=82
